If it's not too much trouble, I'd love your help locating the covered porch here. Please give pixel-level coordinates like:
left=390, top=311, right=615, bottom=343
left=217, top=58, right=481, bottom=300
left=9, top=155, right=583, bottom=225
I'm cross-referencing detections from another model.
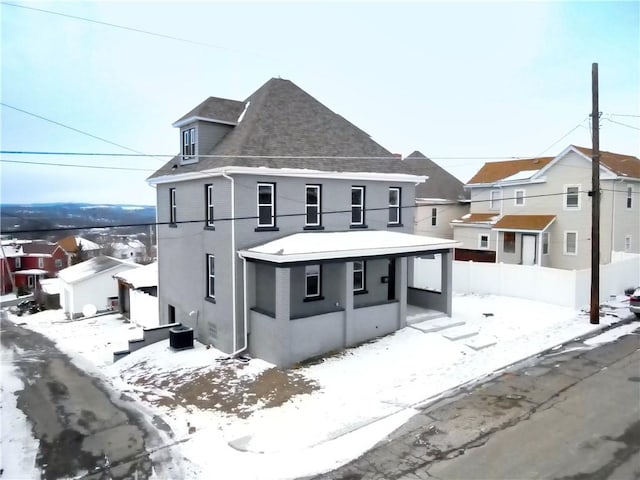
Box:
left=493, top=215, right=556, bottom=267
left=238, top=230, right=458, bottom=367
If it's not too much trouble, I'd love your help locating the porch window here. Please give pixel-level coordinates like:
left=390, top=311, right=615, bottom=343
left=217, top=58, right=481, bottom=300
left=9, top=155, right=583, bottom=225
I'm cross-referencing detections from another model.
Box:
left=353, top=261, right=366, bottom=292
left=515, top=189, right=525, bottom=206
left=305, top=264, right=321, bottom=298
left=542, top=232, right=550, bottom=255
left=15, top=257, right=21, bottom=269
left=169, top=188, right=177, bottom=225
left=257, top=183, right=276, bottom=228
left=503, top=232, right=516, bottom=253
left=431, top=207, right=437, bottom=226
left=627, top=186, right=633, bottom=209
left=564, top=185, right=580, bottom=209
left=305, top=185, right=321, bottom=227
left=182, top=127, right=195, bottom=158
left=206, top=254, right=215, bottom=299
left=478, top=234, right=489, bottom=249
left=489, top=190, right=501, bottom=210
left=564, top=231, right=577, bottom=255
left=205, top=184, right=214, bottom=227
left=388, top=187, right=401, bottom=225
left=351, top=186, right=365, bottom=226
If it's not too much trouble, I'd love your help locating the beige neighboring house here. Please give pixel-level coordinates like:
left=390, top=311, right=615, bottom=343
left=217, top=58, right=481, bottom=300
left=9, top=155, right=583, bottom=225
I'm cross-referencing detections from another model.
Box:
left=452, top=145, right=640, bottom=269
left=404, top=151, right=469, bottom=240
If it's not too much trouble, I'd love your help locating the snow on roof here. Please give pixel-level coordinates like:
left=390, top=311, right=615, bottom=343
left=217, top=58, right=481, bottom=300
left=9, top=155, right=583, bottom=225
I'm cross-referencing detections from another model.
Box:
left=113, top=262, right=157, bottom=288
left=77, top=237, right=101, bottom=251
left=58, top=256, right=139, bottom=284
left=40, top=278, right=62, bottom=295
left=112, top=239, right=146, bottom=250
left=13, top=269, right=48, bottom=275
left=239, top=231, right=460, bottom=264
left=0, top=245, right=24, bottom=257
left=499, top=169, right=539, bottom=182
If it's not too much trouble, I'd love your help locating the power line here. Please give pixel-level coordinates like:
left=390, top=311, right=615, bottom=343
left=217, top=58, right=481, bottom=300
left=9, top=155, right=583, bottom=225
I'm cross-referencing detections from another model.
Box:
left=604, top=118, right=640, bottom=131
left=609, top=113, right=640, bottom=118
left=0, top=159, right=155, bottom=172
left=534, top=117, right=589, bottom=157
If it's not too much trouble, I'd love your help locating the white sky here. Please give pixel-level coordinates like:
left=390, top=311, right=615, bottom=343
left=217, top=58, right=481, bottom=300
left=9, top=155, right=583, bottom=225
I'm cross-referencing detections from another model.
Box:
left=1, top=1, right=638, bottom=205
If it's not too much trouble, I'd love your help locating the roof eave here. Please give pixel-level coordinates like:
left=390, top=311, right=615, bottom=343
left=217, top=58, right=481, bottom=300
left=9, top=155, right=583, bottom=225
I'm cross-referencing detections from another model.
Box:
left=172, top=116, right=238, bottom=128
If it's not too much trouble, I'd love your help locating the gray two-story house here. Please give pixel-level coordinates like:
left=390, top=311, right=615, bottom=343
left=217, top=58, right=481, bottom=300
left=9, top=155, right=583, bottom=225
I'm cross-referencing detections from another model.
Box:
left=148, top=78, right=458, bottom=367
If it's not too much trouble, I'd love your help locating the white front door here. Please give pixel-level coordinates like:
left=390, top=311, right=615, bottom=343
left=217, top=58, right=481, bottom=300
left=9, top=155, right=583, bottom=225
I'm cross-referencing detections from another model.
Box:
left=522, top=234, right=536, bottom=265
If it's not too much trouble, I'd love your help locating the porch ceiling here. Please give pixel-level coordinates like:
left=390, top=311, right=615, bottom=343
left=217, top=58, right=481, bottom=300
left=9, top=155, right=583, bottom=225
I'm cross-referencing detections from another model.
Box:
left=493, top=214, right=556, bottom=232
left=239, top=230, right=460, bottom=264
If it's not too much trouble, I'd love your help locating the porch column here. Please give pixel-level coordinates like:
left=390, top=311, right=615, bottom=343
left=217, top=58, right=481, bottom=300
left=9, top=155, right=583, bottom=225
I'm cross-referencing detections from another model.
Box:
left=536, top=233, right=543, bottom=266
left=441, top=250, right=453, bottom=316
left=395, top=257, right=407, bottom=329
left=274, top=266, right=292, bottom=367
left=342, top=262, right=355, bottom=347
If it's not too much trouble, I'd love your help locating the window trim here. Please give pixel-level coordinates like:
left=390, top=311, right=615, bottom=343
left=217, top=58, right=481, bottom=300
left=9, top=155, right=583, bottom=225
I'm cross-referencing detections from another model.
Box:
left=205, top=183, right=215, bottom=228
left=489, top=190, right=501, bottom=210
left=542, top=232, right=550, bottom=255
left=564, top=231, right=578, bottom=255
left=431, top=207, right=437, bottom=227
left=351, top=186, right=366, bottom=227
left=626, top=186, right=633, bottom=209
left=182, top=127, right=196, bottom=160
left=478, top=233, right=490, bottom=249
left=388, top=187, right=401, bottom=226
left=353, top=260, right=366, bottom=293
left=564, top=184, right=581, bottom=210
left=169, top=187, right=177, bottom=225
left=503, top=231, right=516, bottom=253
left=305, top=184, right=322, bottom=227
left=205, top=254, right=215, bottom=300
left=514, top=189, right=525, bottom=206
left=304, top=264, right=322, bottom=299
left=256, top=183, right=276, bottom=228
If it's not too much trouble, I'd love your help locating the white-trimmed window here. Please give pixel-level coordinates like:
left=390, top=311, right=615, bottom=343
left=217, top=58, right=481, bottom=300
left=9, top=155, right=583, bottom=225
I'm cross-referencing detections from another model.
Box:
left=564, top=185, right=580, bottom=210
left=257, top=183, right=275, bottom=228
left=206, top=254, right=215, bottom=299
left=625, top=235, right=632, bottom=252
left=182, top=127, right=195, bottom=158
left=15, top=257, right=21, bottom=269
left=351, top=186, right=365, bottom=226
left=503, top=232, right=516, bottom=253
left=515, top=189, right=525, bottom=206
left=169, top=188, right=177, bottom=225
left=27, top=275, right=34, bottom=288
left=388, top=187, right=401, bottom=225
left=38, top=257, right=44, bottom=269
left=305, top=185, right=321, bottom=227
left=542, top=232, right=550, bottom=255
left=564, top=231, right=578, bottom=255
left=627, top=186, right=633, bottom=209
left=55, top=258, right=63, bottom=268
left=479, top=234, right=489, bottom=249
left=353, top=261, right=366, bottom=292
left=205, top=184, right=214, bottom=227
left=305, top=264, right=321, bottom=298
left=431, top=207, right=437, bottom=226
left=489, top=190, right=501, bottom=210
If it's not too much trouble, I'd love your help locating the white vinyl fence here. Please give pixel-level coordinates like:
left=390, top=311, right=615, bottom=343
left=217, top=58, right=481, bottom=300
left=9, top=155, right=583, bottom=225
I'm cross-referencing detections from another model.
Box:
left=413, top=253, right=640, bottom=310
left=130, top=289, right=159, bottom=328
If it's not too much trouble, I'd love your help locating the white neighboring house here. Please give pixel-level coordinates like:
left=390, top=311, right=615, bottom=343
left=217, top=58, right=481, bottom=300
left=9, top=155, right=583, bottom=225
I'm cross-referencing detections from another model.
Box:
left=113, top=262, right=159, bottom=328
left=58, top=256, right=140, bottom=318
left=110, top=239, right=147, bottom=264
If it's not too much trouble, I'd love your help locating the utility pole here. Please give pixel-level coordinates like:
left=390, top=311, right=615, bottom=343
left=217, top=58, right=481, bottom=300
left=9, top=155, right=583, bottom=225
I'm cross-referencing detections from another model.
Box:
left=590, top=62, right=600, bottom=325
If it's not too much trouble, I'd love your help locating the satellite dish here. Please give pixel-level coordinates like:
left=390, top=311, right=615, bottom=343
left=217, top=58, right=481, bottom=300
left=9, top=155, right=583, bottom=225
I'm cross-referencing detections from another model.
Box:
left=82, top=304, right=98, bottom=317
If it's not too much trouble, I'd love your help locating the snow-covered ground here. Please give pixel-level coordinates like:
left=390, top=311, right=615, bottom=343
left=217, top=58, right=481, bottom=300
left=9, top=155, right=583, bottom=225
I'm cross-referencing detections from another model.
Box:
left=1, top=293, right=636, bottom=479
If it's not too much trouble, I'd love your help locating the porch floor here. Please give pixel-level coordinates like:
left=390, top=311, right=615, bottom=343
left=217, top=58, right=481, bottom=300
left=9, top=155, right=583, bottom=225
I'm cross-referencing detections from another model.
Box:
left=406, top=304, right=447, bottom=325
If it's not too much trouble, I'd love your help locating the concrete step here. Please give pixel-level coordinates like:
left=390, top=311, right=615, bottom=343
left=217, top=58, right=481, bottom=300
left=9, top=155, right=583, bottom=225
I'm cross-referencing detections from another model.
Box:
left=441, top=325, right=479, bottom=341
left=464, top=335, right=498, bottom=351
left=411, top=318, right=466, bottom=333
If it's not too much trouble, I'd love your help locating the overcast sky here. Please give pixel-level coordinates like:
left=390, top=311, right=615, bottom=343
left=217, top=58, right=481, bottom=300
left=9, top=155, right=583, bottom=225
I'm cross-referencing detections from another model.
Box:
left=1, top=1, right=638, bottom=205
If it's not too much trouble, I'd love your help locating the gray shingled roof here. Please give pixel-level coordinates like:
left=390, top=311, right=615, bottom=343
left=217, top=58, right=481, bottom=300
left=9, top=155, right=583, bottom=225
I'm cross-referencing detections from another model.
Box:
left=172, top=96, right=245, bottom=126
left=22, top=242, right=59, bottom=255
left=149, top=78, right=412, bottom=179
left=404, top=151, right=468, bottom=201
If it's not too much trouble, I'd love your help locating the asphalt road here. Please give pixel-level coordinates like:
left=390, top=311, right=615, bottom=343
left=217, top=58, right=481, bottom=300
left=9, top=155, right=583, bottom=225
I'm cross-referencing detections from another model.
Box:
left=1, top=317, right=181, bottom=480
left=315, top=323, right=640, bottom=480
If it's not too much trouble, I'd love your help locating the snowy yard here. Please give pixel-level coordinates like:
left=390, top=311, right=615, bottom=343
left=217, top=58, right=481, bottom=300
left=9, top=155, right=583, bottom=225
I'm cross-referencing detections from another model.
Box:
left=1, top=293, right=635, bottom=480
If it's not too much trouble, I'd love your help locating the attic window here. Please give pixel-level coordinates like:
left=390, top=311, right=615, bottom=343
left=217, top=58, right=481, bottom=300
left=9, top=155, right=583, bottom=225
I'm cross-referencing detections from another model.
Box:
left=182, top=127, right=196, bottom=160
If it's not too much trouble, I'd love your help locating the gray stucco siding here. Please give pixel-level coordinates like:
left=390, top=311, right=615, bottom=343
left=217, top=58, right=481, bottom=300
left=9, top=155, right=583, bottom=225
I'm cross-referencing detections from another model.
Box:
left=351, top=301, right=399, bottom=345
left=353, top=258, right=390, bottom=307
left=290, top=311, right=345, bottom=364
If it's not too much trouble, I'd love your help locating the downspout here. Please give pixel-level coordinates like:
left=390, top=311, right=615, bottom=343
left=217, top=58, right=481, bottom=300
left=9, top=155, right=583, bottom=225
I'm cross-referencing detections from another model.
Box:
left=222, top=171, right=239, bottom=355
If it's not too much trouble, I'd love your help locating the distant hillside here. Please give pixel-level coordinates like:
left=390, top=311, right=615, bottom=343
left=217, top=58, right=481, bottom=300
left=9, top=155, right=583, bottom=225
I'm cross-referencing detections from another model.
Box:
left=0, top=203, right=156, bottom=240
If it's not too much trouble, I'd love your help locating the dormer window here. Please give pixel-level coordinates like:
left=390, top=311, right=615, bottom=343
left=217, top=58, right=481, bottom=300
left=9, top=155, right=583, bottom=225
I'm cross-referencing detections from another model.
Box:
left=182, top=127, right=196, bottom=159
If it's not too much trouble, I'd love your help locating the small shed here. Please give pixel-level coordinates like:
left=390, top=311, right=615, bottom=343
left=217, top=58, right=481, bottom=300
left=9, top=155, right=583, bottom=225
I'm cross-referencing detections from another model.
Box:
left=113, top=262, right=159, bottom=327
left=58, top=256, right=140, bottom=318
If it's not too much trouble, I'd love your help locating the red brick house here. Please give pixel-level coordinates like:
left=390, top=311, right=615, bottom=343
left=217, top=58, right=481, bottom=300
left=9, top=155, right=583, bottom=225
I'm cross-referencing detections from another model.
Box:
left=1, top=241, right=67, bottom=294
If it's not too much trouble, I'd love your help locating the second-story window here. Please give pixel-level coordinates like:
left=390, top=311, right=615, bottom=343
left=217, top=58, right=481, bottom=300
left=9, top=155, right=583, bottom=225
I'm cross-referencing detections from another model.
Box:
left=351, top=186, right=365, bottom=226
left=489, top=190, right=501, bottom=210
left=627, top=186, right=633, bottom=209
left=205, top=184, right=214, bottom=227
left=38, top=257, right=44, bottom=269
left=388, top=187, right=401, bottom=225
left=257, top=183, right=275, bottom=228
left=515, top=189, right=525, bottom=206
left=305, top=185, right=321, bottom=227
left=431, top=208, right=437, bottom=226
left=169, top=188, right=177, bottom=225
left=183, top=127, right=195, bottom=158
left=564, top=185, right=580, bottom=209
left=206, top=254, right=215, bottom=300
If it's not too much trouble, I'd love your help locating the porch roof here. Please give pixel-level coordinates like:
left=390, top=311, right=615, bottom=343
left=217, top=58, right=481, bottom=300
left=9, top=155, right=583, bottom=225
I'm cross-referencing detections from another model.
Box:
left=493, top=214, right=556, bottom=232
left=238, top=230, right=460, bottom=264
left=13, top=269, right=48, bottom=275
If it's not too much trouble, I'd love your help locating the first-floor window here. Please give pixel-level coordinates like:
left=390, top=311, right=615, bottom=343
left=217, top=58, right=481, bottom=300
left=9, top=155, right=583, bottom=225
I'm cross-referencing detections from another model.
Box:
left=353, top=261, right=366, bottom=292
left=625, top=235, right=632, bottom=252
left=431, top=207, right=437, bottom=227
left=503, top=232, right=516, bottom=253
left=257, top=183, right=275, bottom=227
left=206, top=254, right=215, bottom=299
left=564, top=231, right=577, bottom=255
left=479, top=234, right=489, bottom=249
left=305, top=264, right=321, bottom=298
left=542, top=232, right=550, bottom=255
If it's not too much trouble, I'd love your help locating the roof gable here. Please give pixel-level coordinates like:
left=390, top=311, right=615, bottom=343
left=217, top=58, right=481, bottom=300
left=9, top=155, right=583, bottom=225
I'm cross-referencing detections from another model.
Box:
left=467, top=157, right=553, bottom=185
left=572, top=145, right=640, bottom=178
left=172, top=96, right=245, bottom=127
left=404, top=151, right=467, bottom=200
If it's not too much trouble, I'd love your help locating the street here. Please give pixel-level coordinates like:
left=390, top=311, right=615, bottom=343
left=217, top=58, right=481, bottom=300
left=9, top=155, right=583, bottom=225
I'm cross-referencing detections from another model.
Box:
left=1, top=317, right=181, bottom=480
left=316, top=324, right=640, bottom=480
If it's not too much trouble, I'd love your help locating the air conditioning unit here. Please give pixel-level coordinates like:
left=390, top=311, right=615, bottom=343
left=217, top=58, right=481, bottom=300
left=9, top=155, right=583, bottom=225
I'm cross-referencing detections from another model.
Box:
left=169, top=325, right=194, bottom=350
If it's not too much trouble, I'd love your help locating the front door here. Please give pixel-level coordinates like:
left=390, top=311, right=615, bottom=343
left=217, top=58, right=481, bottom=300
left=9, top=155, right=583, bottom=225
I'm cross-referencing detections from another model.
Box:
left=387, top=259, right=396, bottom=300
left=522, top=234, right=537, bottom=265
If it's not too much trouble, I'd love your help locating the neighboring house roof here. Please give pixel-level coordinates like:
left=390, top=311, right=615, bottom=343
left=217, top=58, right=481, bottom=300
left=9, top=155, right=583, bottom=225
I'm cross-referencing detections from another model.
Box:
left=113, top=262, right=157, bottom=289
left=451, top=213, right=500, bottom=225
left=58, top=256, right=138, bottom=284
left=573, top=146, right=640, bottom=178
left=404, top=151, right=468, bottom=201
left=57, top=235, right=101, bottom=254
left=22, top=242, right=61, bottom=256
left=112, top=239, right=146, bottom=250
left=149, top=78, right=414, bottom=180
left=172, top=96, right=246, bottom=127
left=0, top=245, right=24, bottom=258
left=493, top=215, right=556, bottom=232
left=467, top=157, right=553, bottom=185
left=239, top=230, right=460, bottom=264
left=40, top=278, right=62, bottom=295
